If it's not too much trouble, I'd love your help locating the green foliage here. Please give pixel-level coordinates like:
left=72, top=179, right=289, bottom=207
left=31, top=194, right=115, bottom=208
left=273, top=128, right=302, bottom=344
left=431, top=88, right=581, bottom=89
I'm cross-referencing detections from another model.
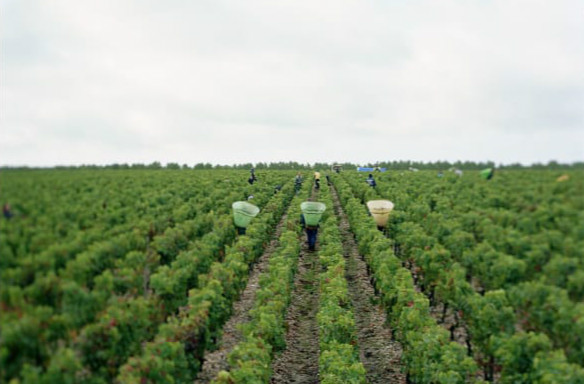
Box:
left=2, top=167, right=584, bottom=382
left=315, top=182, right=366, bottom=383
left=319, top=342, right=367, bottom=384
left=117, top=341, right=191, bottom=383
left=0, top=170, right=296, bottom=382
left=214, top=179, right=308, bottom=383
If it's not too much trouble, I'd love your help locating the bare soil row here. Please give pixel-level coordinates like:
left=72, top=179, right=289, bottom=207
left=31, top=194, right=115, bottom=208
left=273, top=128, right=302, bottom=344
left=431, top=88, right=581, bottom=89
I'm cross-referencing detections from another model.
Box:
left=330, top=184, right=405, bottom=384
left=196, top=184, right=407, bottom=383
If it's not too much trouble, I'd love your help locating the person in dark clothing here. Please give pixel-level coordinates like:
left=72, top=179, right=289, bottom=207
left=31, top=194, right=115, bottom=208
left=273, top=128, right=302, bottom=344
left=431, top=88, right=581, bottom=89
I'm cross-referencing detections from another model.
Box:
left=314, top=171, right=321, bottom=190
left=480, top=167, right=495, bottom=181
left=236, top=226, right=247, bottom=235
left=366, top=174, right=377, bottom=188
left=3, top=204, right=13, bottom=219
left=300, top=213, right=319, bottom=251
left=294, top=173, right=302, bottom=194
left=274, top=185, right=282, bottom=194
left=487, top=167, right=495, bottom=180
left=325, top=174, right=331, bottom=186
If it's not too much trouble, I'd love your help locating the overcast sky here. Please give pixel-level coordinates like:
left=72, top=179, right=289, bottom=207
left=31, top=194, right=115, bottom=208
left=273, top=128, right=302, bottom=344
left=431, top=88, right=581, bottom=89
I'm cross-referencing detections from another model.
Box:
left=1, top=0, right=583, bottom=166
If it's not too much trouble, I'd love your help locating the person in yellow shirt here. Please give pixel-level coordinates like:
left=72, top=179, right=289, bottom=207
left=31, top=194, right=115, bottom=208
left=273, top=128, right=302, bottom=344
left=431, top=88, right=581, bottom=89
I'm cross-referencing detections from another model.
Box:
left=314, top=171, right=321, bottom=190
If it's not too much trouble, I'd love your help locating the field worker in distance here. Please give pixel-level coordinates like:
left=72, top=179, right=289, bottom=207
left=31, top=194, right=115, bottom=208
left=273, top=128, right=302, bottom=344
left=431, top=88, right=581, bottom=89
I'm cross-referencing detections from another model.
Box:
left=295, top=172, right=303, bottom=194
left=300, top=213, right=319, bottom=251
left=366, top=173, right=377, bottom=188
left=273, top=185, right=282, bottom=194
left=314, top=171, right=321, bottom=190
left=483, top=167, right=495, bottom=180
left=325, top=174, right=331, bottom=186
left=487, top=167, right=495, bottom=180
left=3, top=203, right=13, bottom=219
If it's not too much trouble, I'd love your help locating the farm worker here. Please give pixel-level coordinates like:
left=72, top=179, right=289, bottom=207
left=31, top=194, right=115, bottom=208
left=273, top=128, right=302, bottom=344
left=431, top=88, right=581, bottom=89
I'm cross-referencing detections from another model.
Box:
left=273, top=185, right=282, bottom=194
left=325, top=174, right=331, bottom=185
left=487, top=168, right=495, bottom=180
left=314, top=171, right=321, bottom=190
left=300, top=213, right=319, bottom=251
left=366, top=174, right=377, bottom=188
left=3, top=204, right=13, bottom=219
left=480, top=167, right=495, bottom=180
left=248, top=167, right=257, bottom=185
left=236, top=226, right=246, bottom=235
left=294, top=173, right=303, bottom=194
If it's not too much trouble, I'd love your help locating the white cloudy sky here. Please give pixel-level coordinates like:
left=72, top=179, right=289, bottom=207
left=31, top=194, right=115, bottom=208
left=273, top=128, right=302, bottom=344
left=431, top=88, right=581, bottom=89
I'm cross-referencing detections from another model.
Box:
left=1, top=0, right=583, bottom=166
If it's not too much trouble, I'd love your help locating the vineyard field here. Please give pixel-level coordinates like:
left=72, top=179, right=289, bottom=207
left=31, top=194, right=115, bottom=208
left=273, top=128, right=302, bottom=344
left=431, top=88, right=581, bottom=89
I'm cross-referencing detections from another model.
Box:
left=1, top=168, right=583, bottom=383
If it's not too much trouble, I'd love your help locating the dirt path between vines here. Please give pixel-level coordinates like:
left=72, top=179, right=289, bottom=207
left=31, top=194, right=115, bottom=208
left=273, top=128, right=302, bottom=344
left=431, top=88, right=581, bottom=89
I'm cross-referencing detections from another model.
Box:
left=330, top=185, right=406, bottom=384
left=194, top=210, right=289, bottom=383
left=270, top=187, right=320, bottom=384
left=270, top=240, right=320, bottom=384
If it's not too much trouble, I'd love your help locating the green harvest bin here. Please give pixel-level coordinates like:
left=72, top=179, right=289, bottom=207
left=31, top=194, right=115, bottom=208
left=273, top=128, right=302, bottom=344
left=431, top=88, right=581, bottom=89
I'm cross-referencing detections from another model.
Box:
left=232, top=201, right=260, bottom=228
left=366, top=200, right=394, bottom=228
left=301, top=202, right=326, bottom=226
left=480, top=168, right=493, bottom=180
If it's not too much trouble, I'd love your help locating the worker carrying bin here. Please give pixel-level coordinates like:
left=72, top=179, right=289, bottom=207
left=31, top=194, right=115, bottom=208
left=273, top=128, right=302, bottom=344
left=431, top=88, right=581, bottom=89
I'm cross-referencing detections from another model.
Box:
left=480, top=168, right=495, bottom=180
left=232, top=201, right=260, bottom=235
left=314, top=171, right=321, bottom=190
left=300, top=201, right=326, bottom=251
left=366, top=200, right=394, bottom=231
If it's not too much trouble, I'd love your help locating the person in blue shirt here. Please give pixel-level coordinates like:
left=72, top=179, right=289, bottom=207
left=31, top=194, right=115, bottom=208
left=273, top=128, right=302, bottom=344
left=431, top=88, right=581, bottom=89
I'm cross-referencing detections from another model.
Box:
left=248, top=168, right=258, bottom=184
left=300, top=213, right=318, bottom=251
left=3, top=204, right=13, bottom=220
left=366, top=174, right=377, bottom=188
left=294, top=172, right=302, bottom=194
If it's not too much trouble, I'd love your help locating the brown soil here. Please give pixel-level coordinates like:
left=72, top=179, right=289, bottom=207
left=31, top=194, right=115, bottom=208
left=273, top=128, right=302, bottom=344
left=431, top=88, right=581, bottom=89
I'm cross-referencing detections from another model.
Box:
left=271, top=186, right=320, bottom=384
left=330, top=185, right=406, bottom=384
left=269, top=240, right=320, bottom=384
left=194, top=211, right=289, bottom=383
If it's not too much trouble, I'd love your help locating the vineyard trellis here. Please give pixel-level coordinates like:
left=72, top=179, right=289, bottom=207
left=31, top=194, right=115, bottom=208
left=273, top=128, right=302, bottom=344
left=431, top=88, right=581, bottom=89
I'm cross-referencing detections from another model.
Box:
left=1, top=168, right=583, bottom=383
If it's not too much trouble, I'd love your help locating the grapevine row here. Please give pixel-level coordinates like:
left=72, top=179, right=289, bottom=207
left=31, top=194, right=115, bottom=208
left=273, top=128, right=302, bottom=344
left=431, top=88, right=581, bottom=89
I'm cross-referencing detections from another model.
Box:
left=316, top=180, right=367, bottom=383
left=115, top=178, right=297, bottom=382
left=332, top=173, right=478, bottom=383
left=339, top=170, right=584, bottom=382
left=211, top=175, right=311, bottom=383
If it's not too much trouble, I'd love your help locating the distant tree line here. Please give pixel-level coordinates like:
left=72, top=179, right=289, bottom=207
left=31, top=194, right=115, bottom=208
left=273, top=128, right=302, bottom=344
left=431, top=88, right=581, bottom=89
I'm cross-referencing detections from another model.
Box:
left=2, top=160, right=582, bottom=171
